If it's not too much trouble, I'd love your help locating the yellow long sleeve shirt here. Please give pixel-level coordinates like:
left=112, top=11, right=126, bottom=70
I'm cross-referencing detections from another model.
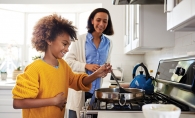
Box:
left=12, top=59, right=91, bottom=118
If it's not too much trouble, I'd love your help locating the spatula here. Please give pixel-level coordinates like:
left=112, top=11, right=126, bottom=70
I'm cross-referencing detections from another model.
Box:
left=110, top=70, right=130, bottom=93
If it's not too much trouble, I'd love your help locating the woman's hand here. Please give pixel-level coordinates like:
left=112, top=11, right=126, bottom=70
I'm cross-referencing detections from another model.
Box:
left=53, top=92, right=67, bottom=111
left=85, top=64, right=100, bottom=72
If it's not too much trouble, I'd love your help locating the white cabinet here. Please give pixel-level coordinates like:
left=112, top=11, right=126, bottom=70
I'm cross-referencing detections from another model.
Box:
left=166, top=0, right=195, bottom=31
left=192, top=0, right=195, bottom=16
left=124, top=5, right=174, bottom=54
left=0, top=89, right=22, bottom=118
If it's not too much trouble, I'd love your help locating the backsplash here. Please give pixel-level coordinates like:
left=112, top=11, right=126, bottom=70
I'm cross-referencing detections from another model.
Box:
left=145, top=32, right=195, bottom=77
left=110, top=54, right=144, bottom=82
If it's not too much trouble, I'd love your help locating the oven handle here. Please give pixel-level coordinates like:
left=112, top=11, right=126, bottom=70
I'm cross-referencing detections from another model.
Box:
left=191, top=74, right=195, bottom=93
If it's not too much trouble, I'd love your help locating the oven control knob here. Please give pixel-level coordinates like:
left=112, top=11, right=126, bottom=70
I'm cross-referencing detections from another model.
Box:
left=175, top=67, right=185, bottom=76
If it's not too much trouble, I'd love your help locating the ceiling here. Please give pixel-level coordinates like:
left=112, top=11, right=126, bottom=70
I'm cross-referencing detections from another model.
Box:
left=0, top=4, right=102, bottom=13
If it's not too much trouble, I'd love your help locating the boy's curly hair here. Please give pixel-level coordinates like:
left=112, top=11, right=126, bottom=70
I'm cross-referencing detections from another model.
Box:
left=31, top=13, right=77, bottom=52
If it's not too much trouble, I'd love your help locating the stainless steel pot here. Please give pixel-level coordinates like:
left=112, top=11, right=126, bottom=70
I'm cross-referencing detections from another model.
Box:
left=95, top=88, right=145, bottom=106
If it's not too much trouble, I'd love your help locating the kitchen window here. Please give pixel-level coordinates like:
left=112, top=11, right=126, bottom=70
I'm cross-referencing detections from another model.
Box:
left=0, top=9, right=24, bottom=77
left=0, top=9, right=91, bottom=78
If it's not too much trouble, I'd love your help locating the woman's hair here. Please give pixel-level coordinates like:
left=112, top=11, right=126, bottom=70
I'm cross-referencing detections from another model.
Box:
left=31, top=14, right=77, bottom=52
left=87, top=8, right=114, bottom=35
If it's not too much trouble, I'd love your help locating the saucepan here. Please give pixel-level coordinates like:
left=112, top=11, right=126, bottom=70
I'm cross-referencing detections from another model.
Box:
left=95, top=88, right=145, bottom=106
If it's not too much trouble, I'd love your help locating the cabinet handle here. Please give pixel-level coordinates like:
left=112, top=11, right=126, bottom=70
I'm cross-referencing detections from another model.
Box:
left=135, top=23, right=139, bottom=39
left=164, top=0, right=167, bottom=13
left=164, top=0, right=174, bottom=13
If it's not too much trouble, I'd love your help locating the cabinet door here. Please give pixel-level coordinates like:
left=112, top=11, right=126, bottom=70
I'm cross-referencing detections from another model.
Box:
left=0, top=90, right=22, bottom=118
left=192, top=0, right=195, bottom=16
left=131, top=5, right=140, bottom=50
left=167, top=0, right=192, bottom=31
left=124, top=5, right=130, bottom=47
left=172, top=0, right=191, bottom=28
left=167, top=12, right=174, bottom=31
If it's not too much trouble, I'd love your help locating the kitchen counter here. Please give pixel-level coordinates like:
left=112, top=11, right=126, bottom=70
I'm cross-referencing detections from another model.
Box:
left=97, top=112, right=195, bottom=118
left=0, top=74, right=130, bottom=90
left=0, top=79, right=15, bottom=90
left=0, top=80, right=22, bottom=118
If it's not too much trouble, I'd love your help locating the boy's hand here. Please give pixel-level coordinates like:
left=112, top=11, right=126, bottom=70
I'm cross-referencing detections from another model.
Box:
left=53, top=92, right=67, bottom=111
left=95, top=63, right=112, bottom=78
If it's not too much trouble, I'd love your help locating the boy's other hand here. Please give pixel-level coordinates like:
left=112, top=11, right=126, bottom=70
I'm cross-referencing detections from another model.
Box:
left=53, top=92, right=67, bottom=111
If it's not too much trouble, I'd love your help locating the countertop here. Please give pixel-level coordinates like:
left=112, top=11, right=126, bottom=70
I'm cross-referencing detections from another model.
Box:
left=0, top=74, right=130, bottom=90
left=97, top=112, right=195, bottom=118
left=0, top=79, right=15, bottom=90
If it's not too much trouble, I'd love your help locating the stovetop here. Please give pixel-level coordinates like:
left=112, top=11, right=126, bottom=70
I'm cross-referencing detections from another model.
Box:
left=80, top=56, right=195, bottom=118
left=90, top=92, right=192, bottom=112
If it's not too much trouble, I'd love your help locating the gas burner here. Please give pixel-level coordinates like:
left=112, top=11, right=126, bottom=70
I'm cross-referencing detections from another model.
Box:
left=93, top=99, right=143, bottom=111
left=143, top=93, right=168, bottom=104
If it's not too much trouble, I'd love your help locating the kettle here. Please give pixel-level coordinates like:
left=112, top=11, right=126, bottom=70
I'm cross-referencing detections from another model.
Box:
left=130, top=63, right=154, bottom=94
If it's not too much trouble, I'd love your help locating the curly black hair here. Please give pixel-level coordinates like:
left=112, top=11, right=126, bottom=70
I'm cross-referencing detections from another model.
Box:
left=31, top=13, right=77, bottom=52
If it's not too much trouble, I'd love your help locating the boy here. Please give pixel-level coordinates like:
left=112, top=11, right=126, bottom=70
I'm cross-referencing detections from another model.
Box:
left=12, top=14, right=111, bottom=118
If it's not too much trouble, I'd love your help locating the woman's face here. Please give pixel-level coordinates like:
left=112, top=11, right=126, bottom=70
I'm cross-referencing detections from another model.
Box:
left=91, top=12, right=108, bottom=34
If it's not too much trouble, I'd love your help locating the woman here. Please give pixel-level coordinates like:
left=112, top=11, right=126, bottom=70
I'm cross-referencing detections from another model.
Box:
left=65, top=8, right=114, bottom=118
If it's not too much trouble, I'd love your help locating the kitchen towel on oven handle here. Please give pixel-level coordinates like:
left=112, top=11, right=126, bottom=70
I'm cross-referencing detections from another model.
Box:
left=130, top=63, right=154, bottom=94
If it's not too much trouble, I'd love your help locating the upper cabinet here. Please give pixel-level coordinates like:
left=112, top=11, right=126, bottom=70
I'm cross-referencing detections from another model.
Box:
left=124, top=5, right=174, bottom=54
left=166, top=0, right=195, bottom=31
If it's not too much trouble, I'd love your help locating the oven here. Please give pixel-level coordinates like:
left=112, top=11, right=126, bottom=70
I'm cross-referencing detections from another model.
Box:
left=80, top=56, right=195, bottom=118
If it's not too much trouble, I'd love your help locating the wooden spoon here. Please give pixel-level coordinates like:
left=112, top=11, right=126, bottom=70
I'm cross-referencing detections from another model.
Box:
left=110, top=70, right=130, bottom=93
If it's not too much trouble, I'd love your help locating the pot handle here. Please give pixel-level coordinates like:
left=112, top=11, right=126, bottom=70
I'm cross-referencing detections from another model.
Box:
left=119, top=94, right=126, bottom=106
left=132, top=63, right=150, bottom=80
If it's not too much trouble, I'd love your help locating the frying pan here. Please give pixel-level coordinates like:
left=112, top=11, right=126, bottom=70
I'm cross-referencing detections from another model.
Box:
left=95, top=88, right=145, bottom=106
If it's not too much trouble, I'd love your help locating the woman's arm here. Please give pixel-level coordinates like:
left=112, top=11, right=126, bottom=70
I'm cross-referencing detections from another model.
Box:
left=13, top=92, right=66, bottom=111
left=66, top=43, right=100, bottom=72
left=64, top=34, right=86, bottom=72
left=120, top=83, right=130, bottom=88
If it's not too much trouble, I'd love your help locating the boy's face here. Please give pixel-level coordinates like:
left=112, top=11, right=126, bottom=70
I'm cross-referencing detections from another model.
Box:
left=48, top=33, right=71, bottom=59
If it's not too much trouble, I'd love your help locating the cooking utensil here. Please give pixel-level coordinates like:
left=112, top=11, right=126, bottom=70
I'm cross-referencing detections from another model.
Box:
left=110, top=70, right=128, bottom=105
left=110, top=70, right=130, bottom=93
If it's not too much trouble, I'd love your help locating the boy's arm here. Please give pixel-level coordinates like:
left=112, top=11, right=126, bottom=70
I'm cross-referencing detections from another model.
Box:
left=82, top=63, right=112, bottom=86
left=13, top=92, right=66, bottom=111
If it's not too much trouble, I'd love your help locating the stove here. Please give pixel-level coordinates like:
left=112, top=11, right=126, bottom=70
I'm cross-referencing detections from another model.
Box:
left=80, top=56, right=195, bottom=118
left=92, top=92, right=192, bottom=111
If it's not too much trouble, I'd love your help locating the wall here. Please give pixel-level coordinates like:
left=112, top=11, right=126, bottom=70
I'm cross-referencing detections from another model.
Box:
left=145, top=32, right=195, bottom=77
left=0, top=0, right=144, bottom=81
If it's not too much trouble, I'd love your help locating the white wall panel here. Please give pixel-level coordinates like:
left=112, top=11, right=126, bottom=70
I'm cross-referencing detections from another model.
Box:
left=145, top=32, right=195, bottom=75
